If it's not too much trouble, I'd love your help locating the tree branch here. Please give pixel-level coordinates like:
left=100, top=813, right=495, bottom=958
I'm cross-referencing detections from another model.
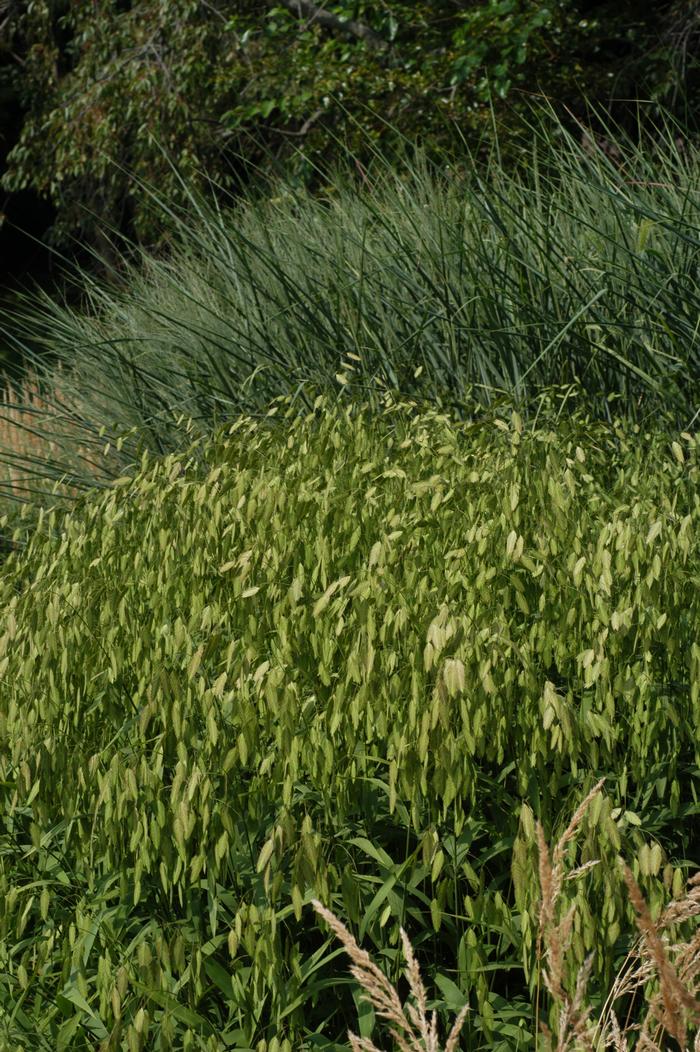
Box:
left=268, top=107, right=326, bottom=136
left=276, top=0, right=389, bottom=51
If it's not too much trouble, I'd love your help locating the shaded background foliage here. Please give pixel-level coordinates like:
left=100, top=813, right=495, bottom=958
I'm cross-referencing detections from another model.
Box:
left=2, top=1, right=700, bottom=255
left=1, top=0, right=700, bottom=376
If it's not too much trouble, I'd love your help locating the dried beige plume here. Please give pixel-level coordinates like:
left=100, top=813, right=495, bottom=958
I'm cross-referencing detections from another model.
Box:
left=312, top=899, right=469, bottom=1052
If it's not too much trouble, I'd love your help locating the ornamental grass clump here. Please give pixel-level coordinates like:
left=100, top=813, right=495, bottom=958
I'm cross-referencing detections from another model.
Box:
left=0, top=392, right=698, bottom=1049
left=314, top=778, right=700, bottom=1052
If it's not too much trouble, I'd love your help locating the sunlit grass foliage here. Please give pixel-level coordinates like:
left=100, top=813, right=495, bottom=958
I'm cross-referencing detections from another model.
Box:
left=0, top=391, right=697, bottom=1050
left=0, top=95, right=698, bottom=1052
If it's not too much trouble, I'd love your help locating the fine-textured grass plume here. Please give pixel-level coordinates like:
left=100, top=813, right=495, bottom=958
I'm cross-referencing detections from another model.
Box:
left=312, top=898, right=470, bottom=1052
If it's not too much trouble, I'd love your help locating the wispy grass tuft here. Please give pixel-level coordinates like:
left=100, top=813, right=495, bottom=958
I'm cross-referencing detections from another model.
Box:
left=0, top=362, right=115, bottom=499
left=313, top=899, right=470, bottom=1052
left=0, top=362, right=145, bottom=553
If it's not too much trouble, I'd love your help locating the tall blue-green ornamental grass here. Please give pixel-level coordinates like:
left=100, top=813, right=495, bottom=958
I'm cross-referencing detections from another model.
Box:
left=0, top=97, right=698, bottom=547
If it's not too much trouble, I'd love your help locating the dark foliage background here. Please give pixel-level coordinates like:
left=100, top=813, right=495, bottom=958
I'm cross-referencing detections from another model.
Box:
left=1, top=0, right=700, bottom=261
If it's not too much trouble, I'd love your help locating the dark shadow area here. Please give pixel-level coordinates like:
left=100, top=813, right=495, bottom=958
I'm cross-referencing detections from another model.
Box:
left=0, top=188, right=60, bottom=384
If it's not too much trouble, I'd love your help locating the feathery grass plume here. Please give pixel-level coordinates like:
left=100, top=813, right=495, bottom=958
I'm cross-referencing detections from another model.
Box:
left=587, top=865, right=700, bottom=1052
left=314, top=777, right=699, bottom=1052
left=312, top=899, right=469, bottom=1052
left=535, top=777, right=605, bottom=1052
left=620, top=863, right=700, bottom=1046
left=534, top=777, right=700, bottom=1052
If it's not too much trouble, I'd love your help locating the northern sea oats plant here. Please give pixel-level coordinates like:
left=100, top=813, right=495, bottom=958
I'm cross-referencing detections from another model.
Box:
left=0, top=394, right=697, bottom=1048
left=0, top=98, right=698, bottom=1051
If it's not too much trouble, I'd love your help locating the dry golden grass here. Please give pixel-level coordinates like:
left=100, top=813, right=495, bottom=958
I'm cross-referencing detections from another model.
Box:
left=313, top=778, right=700, bottom=1052
left=0, top=361, right=106, bottom=503
left=313, top=898, right=469, bottom=1052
